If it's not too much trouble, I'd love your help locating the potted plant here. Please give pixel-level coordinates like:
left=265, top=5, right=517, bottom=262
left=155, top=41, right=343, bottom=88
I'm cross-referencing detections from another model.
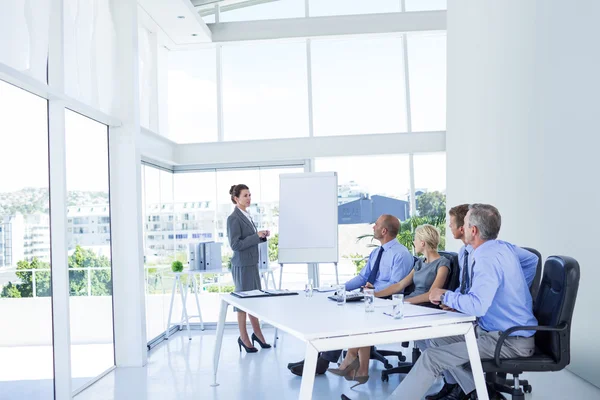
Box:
left=171, top=260, right=183, bottom=273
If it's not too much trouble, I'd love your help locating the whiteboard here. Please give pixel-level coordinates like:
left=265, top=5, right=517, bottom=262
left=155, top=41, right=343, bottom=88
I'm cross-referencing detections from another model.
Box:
left=278, top=172, right=338, bottom=263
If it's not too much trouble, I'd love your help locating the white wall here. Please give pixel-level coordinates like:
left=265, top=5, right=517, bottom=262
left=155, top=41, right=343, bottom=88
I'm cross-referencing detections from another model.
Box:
left=447, top=0, right=600, bottom=387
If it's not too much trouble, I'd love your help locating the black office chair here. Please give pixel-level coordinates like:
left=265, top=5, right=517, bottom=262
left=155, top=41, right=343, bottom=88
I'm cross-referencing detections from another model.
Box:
left=482, top=255, right=580, bottom=400
left=381, top=251, right=460, bottom=381
left=522, top=247, right=543, bottom=301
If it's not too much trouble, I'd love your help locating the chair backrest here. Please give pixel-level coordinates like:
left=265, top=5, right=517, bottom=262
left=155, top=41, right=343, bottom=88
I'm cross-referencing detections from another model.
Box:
left=534, top=256, right=580, bottom=367
left=439, top=251, right=460, bottom=291
left=522, top=247, right=543, bottom=300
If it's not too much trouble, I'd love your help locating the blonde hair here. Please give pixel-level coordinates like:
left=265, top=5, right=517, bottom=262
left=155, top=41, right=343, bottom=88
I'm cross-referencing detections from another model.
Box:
left=415, top=224, right=440, bottom=250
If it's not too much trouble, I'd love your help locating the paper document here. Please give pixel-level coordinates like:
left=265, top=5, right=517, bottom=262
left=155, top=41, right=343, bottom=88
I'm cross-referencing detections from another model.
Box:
left=233, top=290, right=265, bottom=297
left=263, top=289, right=295, bottom=295
left=373, top=298, right=393, bottom=308
left=395, top=303, right=446, bottom=318
left=315, top=286, right=337, bottom=292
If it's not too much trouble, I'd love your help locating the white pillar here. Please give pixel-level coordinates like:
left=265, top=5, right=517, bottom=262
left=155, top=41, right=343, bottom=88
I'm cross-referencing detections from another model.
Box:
left=446, top=0, right=600, bottom=387
left=109, top=0, right=147, bottom=367
left=48, top=0, right=73, bottom=398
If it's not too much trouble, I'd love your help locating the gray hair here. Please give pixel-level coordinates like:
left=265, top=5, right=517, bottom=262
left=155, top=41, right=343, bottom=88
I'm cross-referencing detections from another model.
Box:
left=468, top=204, right=501, bottom=240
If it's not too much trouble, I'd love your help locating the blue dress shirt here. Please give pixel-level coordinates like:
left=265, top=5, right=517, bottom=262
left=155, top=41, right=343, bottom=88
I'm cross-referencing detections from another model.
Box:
left=496, top=240, right=539, bottom=288
left=444, top=240, right=538, bottom=336
left=345, top=239, right=413, bottom=292
left=455, top=242, right=539, bottom=291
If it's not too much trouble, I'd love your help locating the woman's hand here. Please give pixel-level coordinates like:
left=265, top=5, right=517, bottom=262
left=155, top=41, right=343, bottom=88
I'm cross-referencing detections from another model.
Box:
left=257, top=230, right=269, bottom=239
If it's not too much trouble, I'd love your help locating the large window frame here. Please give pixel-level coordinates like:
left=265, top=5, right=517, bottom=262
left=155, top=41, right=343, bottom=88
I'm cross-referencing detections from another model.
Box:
left=166, top=30, right=447, bottom=142
left=0, top=3, right=447, bottom=398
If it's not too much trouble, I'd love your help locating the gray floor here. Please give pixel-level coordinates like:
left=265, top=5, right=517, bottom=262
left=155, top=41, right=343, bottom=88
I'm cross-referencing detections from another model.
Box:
left=74, top=328, right=600, bottom=400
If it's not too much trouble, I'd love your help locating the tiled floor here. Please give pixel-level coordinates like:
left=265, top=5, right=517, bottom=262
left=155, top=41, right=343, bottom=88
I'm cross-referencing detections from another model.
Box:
left=74, top=328, right=600, bottom=400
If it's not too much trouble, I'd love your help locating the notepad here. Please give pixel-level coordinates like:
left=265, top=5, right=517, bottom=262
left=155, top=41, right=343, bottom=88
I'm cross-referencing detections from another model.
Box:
left=231, top=289, right=298, bottom=298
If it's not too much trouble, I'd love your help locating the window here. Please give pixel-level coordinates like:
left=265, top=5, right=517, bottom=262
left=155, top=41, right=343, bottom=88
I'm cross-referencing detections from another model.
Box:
left=0, top=80, right=53, bottom=398
left=413, top=153, right=447, bottom=248
left=407, top=33, right=447, bottom=132
left=311, top=36, right=408, bottom=136
left=65, top=110, right=114, bottom=391
left=142, top=165, right=175, bottom=342
left=222, top=41, right=309, bottom=140
left=315, top=155, right=411, bottom=285
left=168, top=49, right=218, bottom=143
left=309, top=0, right=400, bottom=17
left=405, top=0, right=447, bottom=12
left=220, top=0, right=304, bottom=22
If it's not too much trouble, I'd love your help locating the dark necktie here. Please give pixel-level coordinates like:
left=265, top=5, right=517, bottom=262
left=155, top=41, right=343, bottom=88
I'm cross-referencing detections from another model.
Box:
left=367, top=247, right=385, bottom=284
left=460, top=249, right=470, bottom=294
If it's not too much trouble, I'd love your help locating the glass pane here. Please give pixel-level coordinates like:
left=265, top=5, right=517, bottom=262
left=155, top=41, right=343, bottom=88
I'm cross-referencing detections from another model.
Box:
left=405, top=0, right=447, bottom=12
left=222, top=41, right=309, bottom=141
left=311, top=36, right=407, bottom=136
left=309, top=0, right=400, bottom=17
left=220, top=0, right=304, bottom=22
left=168, top=49, right=218, bottom=143
left=0, top=2, right=50, bottom=83
left=314, top=155, right=411, bottom=286
left=65, top=110, right=114, bottom=391
left=64, top=0, right=117, bottom=114
left=0, top=80, right=53, bottom=399
left=413, top=153, right=447, bottom=248
left=407, top=32, right=447, bottom=132
left=143, top=166, right=163, bottom=341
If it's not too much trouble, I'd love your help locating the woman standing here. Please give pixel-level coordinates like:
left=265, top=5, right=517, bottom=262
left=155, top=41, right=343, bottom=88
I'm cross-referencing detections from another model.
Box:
left=227, top=184, right=271, bottom=353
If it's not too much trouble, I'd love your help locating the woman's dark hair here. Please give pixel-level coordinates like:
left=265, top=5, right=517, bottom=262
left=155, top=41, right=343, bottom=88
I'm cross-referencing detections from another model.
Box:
left=229, top=184, right=249, bottom=204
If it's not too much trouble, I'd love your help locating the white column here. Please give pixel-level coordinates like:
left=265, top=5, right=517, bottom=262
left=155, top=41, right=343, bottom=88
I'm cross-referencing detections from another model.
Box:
left=446, top=0, right=600, bottom=387
left=109, top=0, right=147, bottom=367
left=48, top=0, right=72, bottom=398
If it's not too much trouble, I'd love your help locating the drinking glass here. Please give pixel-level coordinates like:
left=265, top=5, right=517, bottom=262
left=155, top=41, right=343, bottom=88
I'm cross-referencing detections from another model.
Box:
left=304, top=279, right=314, bottom=297
left=392, top=294, right=404, bottom=319
left=364, top=288, right=375, bottom=312
left=336, top=284, right=346, bottom=306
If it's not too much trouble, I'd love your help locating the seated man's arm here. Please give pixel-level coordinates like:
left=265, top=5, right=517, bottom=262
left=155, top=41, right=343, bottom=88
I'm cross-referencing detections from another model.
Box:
left=345, top=254, right=372, bottom=291
left=443, top=257, right=501, bottom=317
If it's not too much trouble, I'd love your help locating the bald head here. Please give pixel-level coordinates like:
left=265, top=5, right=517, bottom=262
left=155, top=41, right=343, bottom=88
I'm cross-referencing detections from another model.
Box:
left=373, top=214, right=400, bottom=244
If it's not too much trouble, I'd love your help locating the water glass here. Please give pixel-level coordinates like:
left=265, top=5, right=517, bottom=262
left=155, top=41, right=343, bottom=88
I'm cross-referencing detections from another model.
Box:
left=304, top=279, right=314, bottom=297
left=392, top=294, right=404, bottom=319
left=364, top=288, right=375, bottom=312
left=336, top=284, right=346, bottom=306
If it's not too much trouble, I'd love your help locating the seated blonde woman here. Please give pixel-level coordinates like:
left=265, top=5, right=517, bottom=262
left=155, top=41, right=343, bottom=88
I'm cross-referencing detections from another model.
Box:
left=329, top=224, right=450, bottom=388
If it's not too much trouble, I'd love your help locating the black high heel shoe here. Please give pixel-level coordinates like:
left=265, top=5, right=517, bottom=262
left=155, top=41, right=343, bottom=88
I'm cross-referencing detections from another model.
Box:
left=251, top=333, right=271, bottom=349
left=238, top=337, right=258, bottom=353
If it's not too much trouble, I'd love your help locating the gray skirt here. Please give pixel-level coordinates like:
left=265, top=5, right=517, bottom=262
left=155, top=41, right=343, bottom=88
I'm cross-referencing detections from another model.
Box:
left=231, top=264, right=261, bottom=312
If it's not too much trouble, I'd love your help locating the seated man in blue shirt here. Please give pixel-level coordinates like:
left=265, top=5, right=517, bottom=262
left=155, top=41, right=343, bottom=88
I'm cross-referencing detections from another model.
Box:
left=426, top=205, right=540, bottom=400
left=288, top=214, right=413, bottom=377
left=381, top=204, right=537, bottom=400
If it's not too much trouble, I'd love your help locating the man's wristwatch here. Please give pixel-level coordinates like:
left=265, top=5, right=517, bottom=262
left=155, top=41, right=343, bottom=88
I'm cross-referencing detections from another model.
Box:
left=440, top=293, right=445, bottom=305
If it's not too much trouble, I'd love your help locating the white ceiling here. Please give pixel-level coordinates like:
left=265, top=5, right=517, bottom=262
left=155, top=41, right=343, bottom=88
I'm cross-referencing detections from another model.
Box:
left=138, top=0, right=212, bottom=46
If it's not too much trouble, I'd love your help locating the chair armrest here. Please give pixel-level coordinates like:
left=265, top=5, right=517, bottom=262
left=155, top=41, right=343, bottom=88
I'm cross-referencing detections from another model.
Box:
left=493, top=323, right=568, bottom=366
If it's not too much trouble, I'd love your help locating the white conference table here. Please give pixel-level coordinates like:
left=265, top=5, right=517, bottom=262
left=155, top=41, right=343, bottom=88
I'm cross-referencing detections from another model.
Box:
left=212, top=292, right=488, bottom=400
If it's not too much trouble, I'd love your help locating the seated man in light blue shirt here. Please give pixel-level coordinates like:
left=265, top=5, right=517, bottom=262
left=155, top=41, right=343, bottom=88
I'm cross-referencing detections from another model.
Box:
left=381, top=204, right=537, bottom=400
left=345, top=216, right=414, bottom=292
left=427, top=205, right=540, bottom=400
left=289, top=214, right=413, bottom=377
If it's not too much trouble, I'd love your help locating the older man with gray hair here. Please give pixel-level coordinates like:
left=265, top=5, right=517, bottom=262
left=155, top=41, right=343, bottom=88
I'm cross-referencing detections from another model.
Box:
left=375, top=204, right=537, bottom=400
